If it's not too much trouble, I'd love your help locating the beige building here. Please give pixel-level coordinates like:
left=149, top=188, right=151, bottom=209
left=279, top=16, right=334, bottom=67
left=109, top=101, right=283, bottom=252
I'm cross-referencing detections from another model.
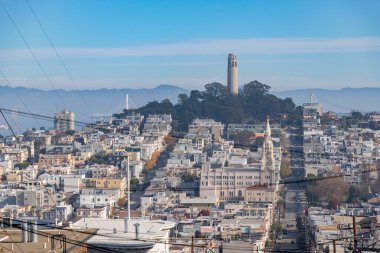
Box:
left=6, top=170, right=23, bottom=182
left=0, top=148, right=29, bottom=163
left=83, top=178, right=126, bottom=197
left=244, top=186, right=276, bottom=203
left=72, top=151, right=92, bottom=166
left=180, top=196, right=219, bottom=212
left=38, top=153, right=74, bottom=169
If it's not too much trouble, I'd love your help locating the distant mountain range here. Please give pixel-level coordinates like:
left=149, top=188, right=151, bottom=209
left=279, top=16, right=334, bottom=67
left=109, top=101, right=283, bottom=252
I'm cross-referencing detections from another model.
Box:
left=273, top=87, right=380, bottom=113
left=0, top=84, right=379, bottom=133
left=0, top=84, right=189, bottom=132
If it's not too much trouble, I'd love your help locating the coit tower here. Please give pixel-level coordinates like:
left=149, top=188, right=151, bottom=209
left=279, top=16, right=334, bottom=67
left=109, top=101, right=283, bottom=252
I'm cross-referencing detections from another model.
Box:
left=227, top=53, right=238, bottom=95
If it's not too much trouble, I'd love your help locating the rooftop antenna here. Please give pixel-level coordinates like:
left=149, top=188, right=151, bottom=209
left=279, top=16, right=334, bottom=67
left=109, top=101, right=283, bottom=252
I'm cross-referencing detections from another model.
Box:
left=125, top=94, right=129, bottom=111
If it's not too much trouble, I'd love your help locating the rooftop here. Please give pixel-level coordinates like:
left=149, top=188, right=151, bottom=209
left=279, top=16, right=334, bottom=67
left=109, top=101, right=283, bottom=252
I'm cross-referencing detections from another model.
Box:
left=0, top=228, right=96, bottom=253
left=72, top=218, right=175, bottom=243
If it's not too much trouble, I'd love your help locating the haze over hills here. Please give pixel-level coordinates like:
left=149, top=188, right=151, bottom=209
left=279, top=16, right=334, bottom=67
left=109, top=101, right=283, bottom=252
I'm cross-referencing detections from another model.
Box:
left=1, top=84, right=379, bottom=133
left=0, top=84, right=189, bottom=132
left=272, top=87, right=380, bottom=113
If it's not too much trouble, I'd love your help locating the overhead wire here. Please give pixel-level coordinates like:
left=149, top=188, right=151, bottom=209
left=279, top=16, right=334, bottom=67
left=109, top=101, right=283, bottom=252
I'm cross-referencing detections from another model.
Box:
left=1, top=217, right=126, bottom=253
left=0, top=107, right=92, bottom=127
left=0, top=4, right=372, bottom=248
left=1, top=107, right=23, bottom=136
left=0, top=227, right=24, bottom=253
left=289, top=225, right=380, bottom=253
left=0, top=0, right=68, bottom=110
left=1, top=106, right=376, bottom=191
left=0, top=69, right=42, bottom=128
left=1, top=217, right=216, bottom=252
left=1, top=106, right=378, bottom=251
left=0, top=109, right=21, bottom=145
left=24, top=0, right=91, bottom=112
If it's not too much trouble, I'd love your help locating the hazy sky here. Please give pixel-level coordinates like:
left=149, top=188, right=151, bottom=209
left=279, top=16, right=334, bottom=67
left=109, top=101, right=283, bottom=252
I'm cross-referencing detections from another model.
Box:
left=0, top=0, right=380, bottom=91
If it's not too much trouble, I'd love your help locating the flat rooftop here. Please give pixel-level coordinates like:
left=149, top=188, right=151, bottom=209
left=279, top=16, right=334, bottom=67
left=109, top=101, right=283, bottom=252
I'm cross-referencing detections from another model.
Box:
left=72, top=218, right=175, bottom=243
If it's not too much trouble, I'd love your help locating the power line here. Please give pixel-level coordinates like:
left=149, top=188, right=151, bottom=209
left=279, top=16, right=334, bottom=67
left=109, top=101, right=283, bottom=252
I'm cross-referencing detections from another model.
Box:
left=7, top=212, right=380, bottom=253
left=0, top=0, right=67, bottom=110
left=0, top=108, right=21, bottom=145
left=1, top=218, right=125, bottom=253
left=0, top=107, right=92, bottom=127
left=292, top=225, right=380, bottom=253
left=0, top=69, right=51, bottom=128
left=24, top=0, right=91, bottom=112
left=3, top=173, right=379, bottom=250
left=1, top=217, right=213, bottom=251
left=0, top=227, right=24, bottom=253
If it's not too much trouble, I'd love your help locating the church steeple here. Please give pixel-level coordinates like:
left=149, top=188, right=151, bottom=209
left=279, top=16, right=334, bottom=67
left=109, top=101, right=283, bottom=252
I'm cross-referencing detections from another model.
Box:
left=264, top=115, right=272, bottom=139
left=260, top=116, right=280, bottom=188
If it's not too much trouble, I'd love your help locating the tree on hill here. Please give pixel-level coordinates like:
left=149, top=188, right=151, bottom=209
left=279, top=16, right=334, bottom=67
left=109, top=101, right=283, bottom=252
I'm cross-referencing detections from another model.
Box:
left=230, top=130, right=256, bottom=146
left=315, top=177, right=349, bottom=208
left=113, top=80, right=302, bottom=132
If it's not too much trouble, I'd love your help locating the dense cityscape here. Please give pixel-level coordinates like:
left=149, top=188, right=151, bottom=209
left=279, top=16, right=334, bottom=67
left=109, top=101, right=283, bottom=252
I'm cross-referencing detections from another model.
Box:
left=0, top=52, right=379, bottom=252
left=1, top=1, right=380, bottom=253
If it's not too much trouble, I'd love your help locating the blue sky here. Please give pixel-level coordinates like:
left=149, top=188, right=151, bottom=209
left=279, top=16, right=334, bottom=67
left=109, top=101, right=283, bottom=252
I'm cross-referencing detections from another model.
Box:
left=0, top=0, right=380, bottom=91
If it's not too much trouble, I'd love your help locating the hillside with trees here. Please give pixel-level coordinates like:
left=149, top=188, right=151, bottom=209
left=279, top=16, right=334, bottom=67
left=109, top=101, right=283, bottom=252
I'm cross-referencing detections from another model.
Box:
left=114, top=81, right=303, bottom=132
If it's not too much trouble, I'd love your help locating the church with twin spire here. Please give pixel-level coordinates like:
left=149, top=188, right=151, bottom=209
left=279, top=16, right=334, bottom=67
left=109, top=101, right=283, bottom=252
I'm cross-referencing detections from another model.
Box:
left=200, top=116, right=281, bottom=202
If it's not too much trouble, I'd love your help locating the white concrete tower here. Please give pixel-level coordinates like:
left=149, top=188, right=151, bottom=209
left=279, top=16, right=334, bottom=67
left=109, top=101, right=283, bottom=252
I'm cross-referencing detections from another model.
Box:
left=227, top=53, right=238, bottom=95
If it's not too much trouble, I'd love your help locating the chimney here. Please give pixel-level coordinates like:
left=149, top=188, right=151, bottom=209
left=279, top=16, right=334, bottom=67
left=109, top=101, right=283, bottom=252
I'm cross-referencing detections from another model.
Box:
left=134, top=223, right=140, bottom=240
left=124, top=218, right=128, bottom=233
left=31, top=220, right=38, bottom=243
left=21, top=220, right=28, bottom=243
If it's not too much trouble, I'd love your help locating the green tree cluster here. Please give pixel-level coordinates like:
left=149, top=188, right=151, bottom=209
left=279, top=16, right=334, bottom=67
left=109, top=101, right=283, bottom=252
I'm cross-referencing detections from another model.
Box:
left=14, top=162, right=31, bottom=170
left=87, top=153, right=109, bottom=165
left=114, top=81, right=302, bottom=131
left=130, top=177, right=139, bottom=189
left=337, top=111, right=365, bottom=130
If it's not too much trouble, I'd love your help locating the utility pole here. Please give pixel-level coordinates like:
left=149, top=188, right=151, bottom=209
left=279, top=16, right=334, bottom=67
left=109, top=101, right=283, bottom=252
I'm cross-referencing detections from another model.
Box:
left=353, top=216, right=358, bottom=249
left=127, top=158, right=131, bottom=220
left=191, top=235, right=194, bottom=253
left=333, top=239, right=336, bottom=253
left=219, top=242, right=223, bottom=253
